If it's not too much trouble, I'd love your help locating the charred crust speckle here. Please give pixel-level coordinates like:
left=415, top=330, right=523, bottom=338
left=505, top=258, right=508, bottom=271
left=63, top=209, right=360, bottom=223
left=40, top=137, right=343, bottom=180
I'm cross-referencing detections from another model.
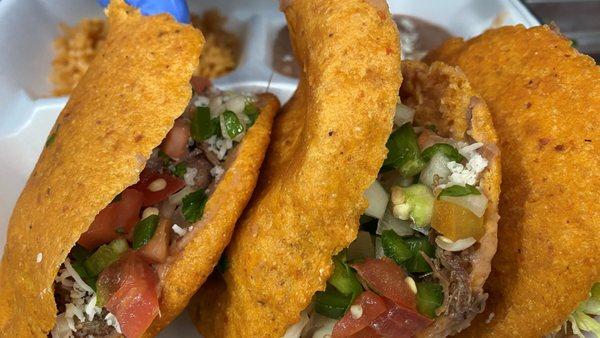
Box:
left=584, top=139, right=592, bottom=143
left=538, top=138, right=550, bottom=150
left=157, top=31, right=167, bottom=37
left=28, top=224, right=33, bottom=230
left=328, top=32, right=333, bottom=37
left=257, top=300, right=266, bottom=306
left=46, top=187, right=51, bottom=195
left=328, top=130, right=335, bottom=136
left=525, top=102, right=532, bottom=109
left=134, top=134, right=144, bottom=143
left=554, top=144, right=566, bottom=151
left=95, top=120, right=102, bottom=125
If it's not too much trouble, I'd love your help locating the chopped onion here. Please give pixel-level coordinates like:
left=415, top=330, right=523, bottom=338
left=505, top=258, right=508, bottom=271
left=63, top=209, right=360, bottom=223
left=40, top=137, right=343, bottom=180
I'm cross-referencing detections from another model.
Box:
left=375, top=237, right=385, bottom=259
left=347, top=231, right=375, bottom=261
left=377, top=208, right=413, bottom=236
left=364, top=181, right=389, bottom=219
left=225, top=95, right=246, bottom=115
left=420, top=152, right=451, bottom=188
left=308, top=314, right=337, bottom=338
left=51, top=314, right=72, bottom=338
left=394, top=103, right=415, bottom=127
left=209, top=95, right=225, bottom=118
left=435, top=236, right=476, bottom=252
left=168, top=186, right=196, bottom=205
left=283, top=311, right=309, bottom=338
left=440, top=193, right=489, bottom=218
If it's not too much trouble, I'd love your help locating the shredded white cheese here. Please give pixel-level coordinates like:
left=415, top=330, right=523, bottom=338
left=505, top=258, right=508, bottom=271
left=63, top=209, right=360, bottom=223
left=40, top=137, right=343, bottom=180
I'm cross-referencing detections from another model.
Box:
left=183, top=167, right=198, bottom=186
left=210, top=165, right=225, bottom=180
left=105, top=313, right=122, bottom=333
left=443, top=142, right=488, bottom=187
left=205, top=135, right=233, bottom=160
left=51, top=259, right=120, bottom=337
left=36, top=252, right=43, bottom=263
left=194, top=95, right=210, bottom=107
left=172, top=224, right=188, bottom=237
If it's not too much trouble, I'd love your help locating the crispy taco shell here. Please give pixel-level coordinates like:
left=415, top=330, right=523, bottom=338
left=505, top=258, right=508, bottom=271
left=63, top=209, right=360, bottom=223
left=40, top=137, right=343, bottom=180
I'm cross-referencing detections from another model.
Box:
left=426, top=25, right=600, bottom=337
left=0, top=1, right=278, bottom=336
left=400, top=60, right=500, bottom=336
left=190, top=0, right=402, bottom=337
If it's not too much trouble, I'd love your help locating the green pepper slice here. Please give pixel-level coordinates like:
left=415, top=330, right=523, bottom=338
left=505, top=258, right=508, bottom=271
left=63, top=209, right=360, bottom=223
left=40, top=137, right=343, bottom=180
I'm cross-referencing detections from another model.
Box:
left=315, top=284, right=354, bottom=319
left=416, top=282, right=444, bottom=318
left=381, top=230, right=413, bottom=265
left=132, top=215, right=159, bottom=249
left=83, top=238, right=128, bottom=277
left=403, top=236, right=435, bottom=273
left=383, top=123, right=425, bottom=177
left=222, top=110, right=244, bottom=139
left=421, top=143, right=465, bottom=163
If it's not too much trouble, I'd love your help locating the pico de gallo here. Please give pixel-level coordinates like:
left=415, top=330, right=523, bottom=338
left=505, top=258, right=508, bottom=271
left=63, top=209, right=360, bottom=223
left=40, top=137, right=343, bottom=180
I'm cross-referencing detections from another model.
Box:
left=286, top=102, right=492, bottom=338
left=51, top=77, right=262, bottom=338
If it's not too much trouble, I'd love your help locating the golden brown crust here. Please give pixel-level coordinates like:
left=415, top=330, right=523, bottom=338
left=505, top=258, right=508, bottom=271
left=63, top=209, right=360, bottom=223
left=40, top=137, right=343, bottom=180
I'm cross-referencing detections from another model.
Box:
left=0, top=1, right=203, bottom=336
left=401, top=61, right=501, bottom=337
left=190, top=0, right=401, bottom=337
left=145, top=93, right=279, bottom=336
left=427, top=24, right=600, bottom=337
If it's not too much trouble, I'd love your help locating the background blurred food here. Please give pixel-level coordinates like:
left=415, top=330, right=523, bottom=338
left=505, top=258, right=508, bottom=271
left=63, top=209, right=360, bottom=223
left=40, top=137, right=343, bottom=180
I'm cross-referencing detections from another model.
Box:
left=50, top=9, right=239, bottom=96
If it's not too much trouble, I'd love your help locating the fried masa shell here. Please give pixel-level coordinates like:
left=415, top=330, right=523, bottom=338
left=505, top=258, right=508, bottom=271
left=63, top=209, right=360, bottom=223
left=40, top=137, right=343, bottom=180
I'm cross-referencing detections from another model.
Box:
left=190, top=0, right=402, bottom=337
left=145, top=92, right=279, bottom=336
left=400, top=60, right=501, bottom=337
left=0, top=3, right=279, bottom=335
left=426, top=25, right=600, bottom=337
left=0, top=1, right=202, bottom=335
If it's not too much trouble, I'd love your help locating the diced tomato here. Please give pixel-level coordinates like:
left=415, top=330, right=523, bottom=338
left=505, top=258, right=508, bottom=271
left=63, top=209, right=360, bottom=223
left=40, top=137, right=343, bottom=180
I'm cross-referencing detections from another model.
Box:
left=190, top=76, right=211, bottom=93
left=349, top=326, right=379, bottom=338
left=332, top=291, right=388, bottom=338
left=78, top=189, right=143, bottom=250
left=138, top=218, right=171, bottom=264
left=161, top=119, right=190, bottom=161
left=131, top=169, right=186, bottom=207
left=351, top=258, right=417, bottom=311
left=369, top=299, right=433, bottom=337
left=97, top=251, right=159, bottom=338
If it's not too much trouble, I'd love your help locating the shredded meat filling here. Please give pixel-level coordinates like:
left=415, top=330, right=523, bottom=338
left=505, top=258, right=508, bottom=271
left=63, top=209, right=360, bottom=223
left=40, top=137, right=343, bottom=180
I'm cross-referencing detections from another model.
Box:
left=421, top=246, right=487, bottom=337
left=72, top=309, right=117, bottom=338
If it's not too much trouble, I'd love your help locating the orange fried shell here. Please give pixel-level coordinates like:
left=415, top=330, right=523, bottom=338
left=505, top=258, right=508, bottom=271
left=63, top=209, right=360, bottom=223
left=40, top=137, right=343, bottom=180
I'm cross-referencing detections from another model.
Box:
left=401, top=61, right=501, bottom=337
left=0, top=0, right=203, bottom=336
left=427, top=25, right=600, bottom=337
left=190, top=0, right=402, bottom=337
left=145, top=93, right=279, bottom=336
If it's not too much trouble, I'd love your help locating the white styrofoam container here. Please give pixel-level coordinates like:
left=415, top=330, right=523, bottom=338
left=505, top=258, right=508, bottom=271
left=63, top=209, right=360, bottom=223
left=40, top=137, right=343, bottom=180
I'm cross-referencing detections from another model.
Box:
left=0, top=0, right=538, bottom=336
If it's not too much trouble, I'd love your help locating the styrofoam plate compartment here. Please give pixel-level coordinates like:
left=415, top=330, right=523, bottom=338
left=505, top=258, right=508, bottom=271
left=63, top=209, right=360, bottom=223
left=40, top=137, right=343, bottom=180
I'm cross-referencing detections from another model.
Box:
left=0, top=0, right=538, bottom=336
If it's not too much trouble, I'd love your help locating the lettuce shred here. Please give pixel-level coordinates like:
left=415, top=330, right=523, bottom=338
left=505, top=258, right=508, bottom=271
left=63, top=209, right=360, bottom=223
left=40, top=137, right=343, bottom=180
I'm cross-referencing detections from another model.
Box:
left=567, top=283, right=600, bottom=338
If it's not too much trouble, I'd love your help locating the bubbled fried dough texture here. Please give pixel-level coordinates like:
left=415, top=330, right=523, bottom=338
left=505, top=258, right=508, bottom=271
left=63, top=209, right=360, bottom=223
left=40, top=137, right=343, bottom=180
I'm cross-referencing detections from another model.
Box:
left=427, top=25, right=600, bottom=337
left=190, top=0, right=402, bottom=337
left=0, top=0, right=203, bottom=336
left=145, top=93, right=279, bottom=337
left=401, top=61, right=501, bottom=337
